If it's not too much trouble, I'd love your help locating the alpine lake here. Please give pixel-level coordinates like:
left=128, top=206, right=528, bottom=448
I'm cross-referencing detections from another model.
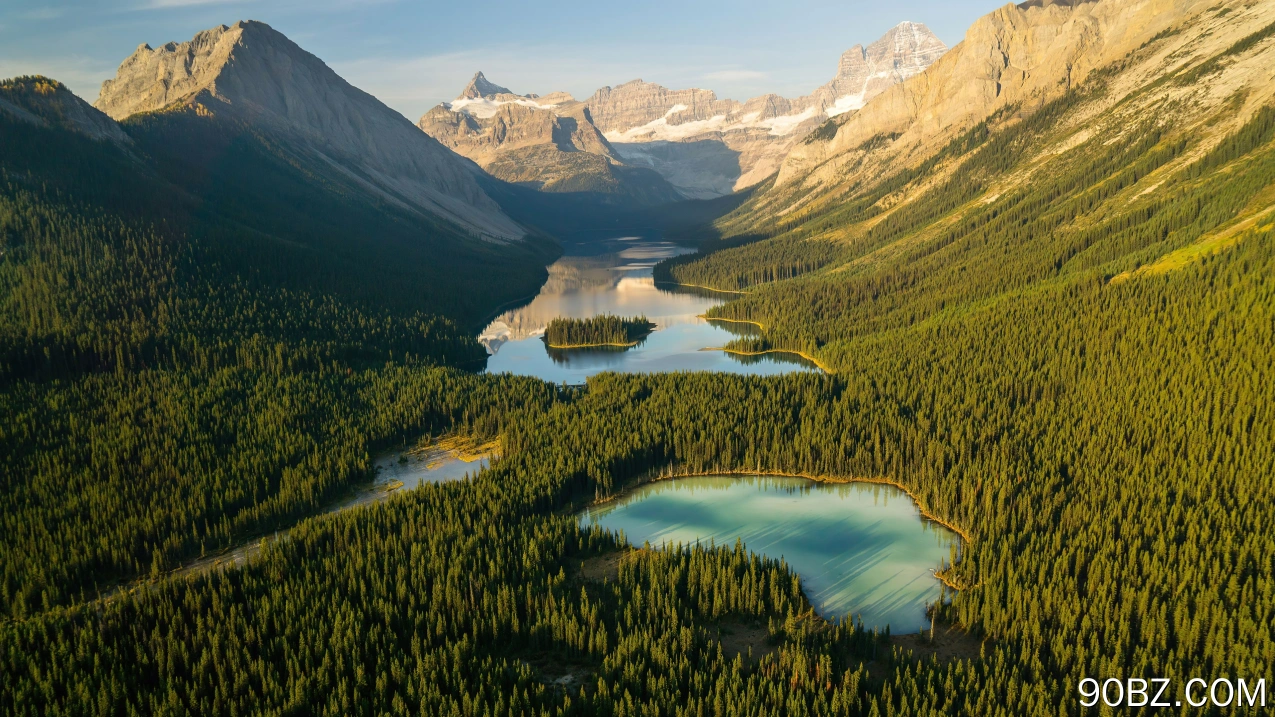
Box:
left=477, top=234, right=818, bottom=383
left=468, top=235, right=961, bottom=634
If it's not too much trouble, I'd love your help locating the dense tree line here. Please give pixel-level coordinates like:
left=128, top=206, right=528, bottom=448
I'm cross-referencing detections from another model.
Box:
left=0, top=84, right=556, bottom=614
left=5, top=237, right=1273, bottom=711
left=544, top=315, right=655, bottom=347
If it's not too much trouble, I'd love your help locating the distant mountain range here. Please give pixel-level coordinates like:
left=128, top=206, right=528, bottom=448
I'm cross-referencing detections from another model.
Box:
left=418, top=72, right=683, bottom=205
left=420, top=22, right=948, bottom=200
left=6, top=18, right=950, bottom=234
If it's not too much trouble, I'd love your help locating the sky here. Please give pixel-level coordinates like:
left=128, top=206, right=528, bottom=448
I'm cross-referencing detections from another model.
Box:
left=0, top=0, right=1006, bottom=122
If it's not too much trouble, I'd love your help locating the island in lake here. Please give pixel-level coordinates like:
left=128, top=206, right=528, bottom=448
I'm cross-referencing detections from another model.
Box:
left=544, top=315, right=657, bottom=348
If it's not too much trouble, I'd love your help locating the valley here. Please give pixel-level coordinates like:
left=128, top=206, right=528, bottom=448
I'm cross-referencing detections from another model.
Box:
left=2, top=0, right=1274, bottom=714
left=479, top=235, right=820, bottom=381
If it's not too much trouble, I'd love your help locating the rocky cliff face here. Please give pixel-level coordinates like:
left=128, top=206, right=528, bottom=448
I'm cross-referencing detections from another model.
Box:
left=584, top=22, right=948, bottom=198
left=812, top=20, right=950, bottom=116
left=418, top=72, right=682, bottom=203
left=421, top=75, right=619, bottom=165
left=94, top=22, right=525, bottom=242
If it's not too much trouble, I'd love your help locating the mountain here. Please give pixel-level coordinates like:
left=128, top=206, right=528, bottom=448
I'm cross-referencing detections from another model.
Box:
left=6, top=0, right=1275, bottom=714
left=811, top=19, right=950, bottom=117
left=588, top=22, right=948, bottom=198
left=716, top=0, right=1275, bottom=231
left=94, top=21, right=526, bottom=242
left=418, top=72, right=684, bottom=204
left=0, top=60, right=554, bottom=613
left=456, top=70, right=515, bottom=99
left=664, top=0, right=1275, bottom=322
left=0, top=76, right=130, bottom=144
left=421, top=22, right=947, bottom=202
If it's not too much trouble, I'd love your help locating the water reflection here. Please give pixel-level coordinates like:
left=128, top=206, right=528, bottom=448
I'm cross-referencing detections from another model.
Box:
left=479, top=236, right=819, bottom=382
left=546, top=342, right=643, bottom=366
left=581, top=476, right=959, bottom=633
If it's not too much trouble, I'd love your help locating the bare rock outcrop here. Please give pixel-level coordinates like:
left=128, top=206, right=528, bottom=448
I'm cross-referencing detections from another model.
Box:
left=811, top=20, right=951, bottom=116
left=418, top=23, right=946, bottom=201
left=94, top=21, right=525, bottom=242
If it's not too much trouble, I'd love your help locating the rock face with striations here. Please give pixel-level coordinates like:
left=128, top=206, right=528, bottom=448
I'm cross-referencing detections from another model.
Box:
left=95, top=21, right=525, bottom=242
left=811, top=20, right=950, bottom=116
left=418, top=72, right=683, bottom=203
left=585, top=21, right=948, bottom=197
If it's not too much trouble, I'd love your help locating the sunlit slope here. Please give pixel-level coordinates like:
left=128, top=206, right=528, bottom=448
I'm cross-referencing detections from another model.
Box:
left=658, top=0, right=1275, bottom=365
left=652, top=0, right=1275, bottom=700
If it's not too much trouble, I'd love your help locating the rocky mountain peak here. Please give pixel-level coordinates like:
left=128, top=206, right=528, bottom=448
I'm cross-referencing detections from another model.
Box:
left=775, top=0, right=1229, bottom=192
left=822, top=21, right=948, bottom=116
left=94, top=20, right=525, bottom=242
left=459, top=71, right=516, bottom=100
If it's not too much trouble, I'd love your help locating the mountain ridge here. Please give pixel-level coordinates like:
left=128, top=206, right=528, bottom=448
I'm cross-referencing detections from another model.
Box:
left=94, top=20, right=527, bottom=242
left=419, top=75, right=684, bottom=204
left=420, top=22, right=948, bottom=200
left=0, top=76, right=130, bottom=144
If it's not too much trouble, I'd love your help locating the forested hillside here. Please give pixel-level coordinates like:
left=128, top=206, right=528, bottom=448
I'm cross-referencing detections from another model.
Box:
left=2, top=0, right=1274, bottom=714
left=0, top=77, right=555, bottom=613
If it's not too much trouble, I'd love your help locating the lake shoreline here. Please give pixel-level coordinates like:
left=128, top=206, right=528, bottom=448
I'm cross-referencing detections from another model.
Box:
left=658, top=280, right=749, bottom=295
left=702, top=346, right=833, bottom=374
left=544, top=336, right=649, bottom=349
left=701, top=315, right=765, bottom=330
left=581, top=468, right=969, bottom=630
left=482, top=237, right=815, bottom=380
left=587, top=466, right=971, bottom=547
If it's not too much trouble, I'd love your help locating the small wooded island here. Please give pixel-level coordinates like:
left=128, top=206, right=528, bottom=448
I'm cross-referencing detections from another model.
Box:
left=543, top=315, right=657, bottom=348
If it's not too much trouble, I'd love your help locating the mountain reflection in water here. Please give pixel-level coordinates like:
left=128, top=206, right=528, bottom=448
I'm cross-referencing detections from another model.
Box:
left=479, top=236, right=818, bottom=382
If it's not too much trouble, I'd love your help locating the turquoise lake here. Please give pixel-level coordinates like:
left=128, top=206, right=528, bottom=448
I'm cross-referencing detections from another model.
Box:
left=580, top=475, right=960, bottom=633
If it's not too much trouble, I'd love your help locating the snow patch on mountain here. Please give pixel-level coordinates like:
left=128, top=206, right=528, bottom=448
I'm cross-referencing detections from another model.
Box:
left=448, top=96, right=562, bottom=118
left=605, top=103, right=822, bottom=142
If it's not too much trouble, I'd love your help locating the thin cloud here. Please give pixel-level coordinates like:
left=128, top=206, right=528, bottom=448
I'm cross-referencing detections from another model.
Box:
left=702, top=69, right=768, bottom=82
left=21, top=8, right=68, bottom=20
left=133, top=0, right=393, bottom=10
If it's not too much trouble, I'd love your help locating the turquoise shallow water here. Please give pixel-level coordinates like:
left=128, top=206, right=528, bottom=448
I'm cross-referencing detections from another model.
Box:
left=479, top=237, right=818, bottom=382
left=580, top=475, right=959, bottom=633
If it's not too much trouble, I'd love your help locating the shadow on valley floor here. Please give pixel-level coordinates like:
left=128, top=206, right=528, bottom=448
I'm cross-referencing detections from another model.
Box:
left=483, top=173, right=757, bottom=245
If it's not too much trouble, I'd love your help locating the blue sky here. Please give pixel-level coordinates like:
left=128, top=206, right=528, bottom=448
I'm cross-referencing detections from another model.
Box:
left=0, top=0, right=1005, bottom=121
